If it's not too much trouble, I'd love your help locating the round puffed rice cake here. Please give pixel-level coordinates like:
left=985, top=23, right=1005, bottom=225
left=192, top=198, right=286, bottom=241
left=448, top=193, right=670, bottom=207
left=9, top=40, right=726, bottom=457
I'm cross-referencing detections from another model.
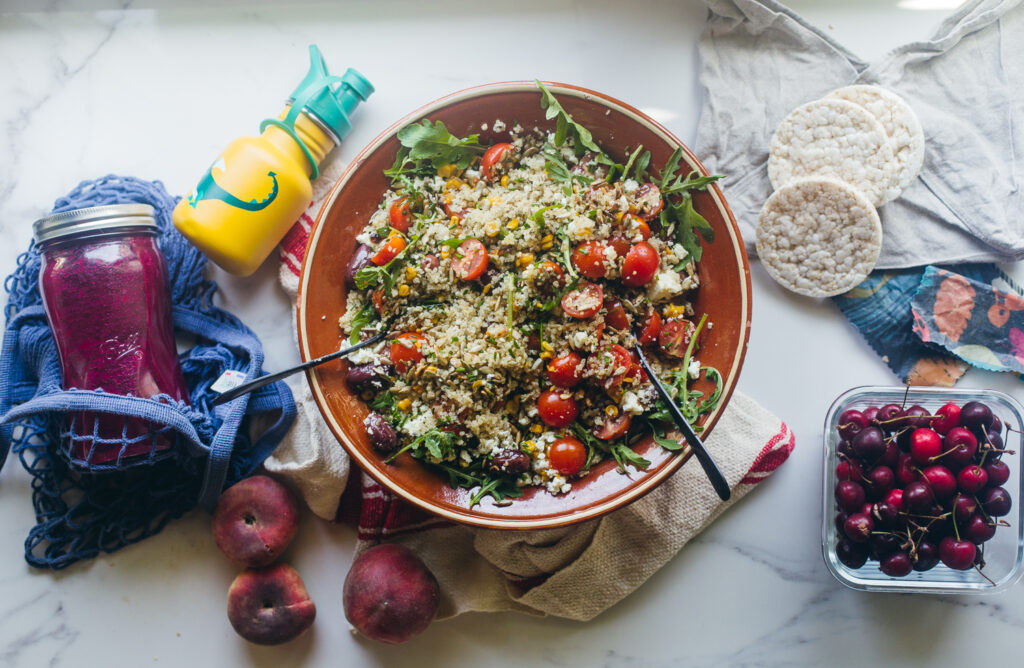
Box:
left=768, top=98, right=898, bottom=207
left=828, top=84, right=925, bottom=198
left=756, top=178, right=883, bottom=298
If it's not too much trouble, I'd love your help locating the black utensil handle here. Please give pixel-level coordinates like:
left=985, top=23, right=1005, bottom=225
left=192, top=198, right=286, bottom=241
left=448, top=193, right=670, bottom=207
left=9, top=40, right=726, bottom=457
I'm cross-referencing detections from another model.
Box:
left=633, top=344, right=731, bottom=501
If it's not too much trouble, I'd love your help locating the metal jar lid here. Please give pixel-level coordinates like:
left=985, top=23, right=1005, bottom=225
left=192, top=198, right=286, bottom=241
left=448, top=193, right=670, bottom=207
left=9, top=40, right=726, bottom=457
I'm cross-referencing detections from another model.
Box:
left=32, top=204, right=157, bottom=245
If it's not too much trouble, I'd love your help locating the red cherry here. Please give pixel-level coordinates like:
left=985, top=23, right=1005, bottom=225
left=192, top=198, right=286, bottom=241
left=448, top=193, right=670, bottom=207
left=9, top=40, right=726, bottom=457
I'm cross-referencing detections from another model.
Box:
left=944, top=427, right=978, bottom=468
left=957, top=465, right=989, bottom=495
left=909, top=428, right=943, bottom=465
left=939, top=536, right=976, bottom=570
left=885, top=488, right=903, bottom=510
left=932, top=403, right=961, bottom=435
left=920, top=465, right=957, bottom=499
left=896, top=453, right=918, bottom=486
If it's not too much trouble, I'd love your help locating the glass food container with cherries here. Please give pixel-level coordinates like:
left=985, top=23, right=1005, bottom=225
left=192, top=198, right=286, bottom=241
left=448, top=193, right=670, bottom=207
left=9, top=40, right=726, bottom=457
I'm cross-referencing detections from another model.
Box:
left=822, top=386, right=1024, bottom=593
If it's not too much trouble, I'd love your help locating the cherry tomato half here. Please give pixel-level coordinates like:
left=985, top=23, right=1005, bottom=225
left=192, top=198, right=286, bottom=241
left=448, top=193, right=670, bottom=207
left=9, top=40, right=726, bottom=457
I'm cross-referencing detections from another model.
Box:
left=608, top=235, right=631, bottom=259
left=480, top=142, right=516, bottom=181
left=621, top=241, right=659, bottom=287
left=571, top=241, right=608, bottom=280
left=371, top=288, right=386, bottom=315
left=561, top=282, right=604, bottom=319
left=390, top=332, right=427, bottom=373
left=535, top=260, right=566, bottom=293
left=547, top=352, right=584, bottom=388
left=632, top=183, right=664, bottom=220
left=371, top=231, right=407, bottom=266
left=548, top=437, right=587, bottom=476
left=604, top=298, right=630, bottom=331
left=586, top=344, right=633, bottom=390
left=637, top=310, right=662, bottom=345
left=389, top=197, right=412, bottom=233
left=659, top=318, right=696, bottom=358
left=451, top=238, right=489, bottom=281
left=537, top=389, right=579, bottom=428
left=621, top=213, right=651, bottom=241
left=595, top=413, right=632, bottom=441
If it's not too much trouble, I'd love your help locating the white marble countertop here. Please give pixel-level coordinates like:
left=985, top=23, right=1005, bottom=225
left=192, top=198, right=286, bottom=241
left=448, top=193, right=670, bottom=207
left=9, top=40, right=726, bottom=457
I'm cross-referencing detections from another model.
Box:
left=2, top=1, right=1023, bottom=666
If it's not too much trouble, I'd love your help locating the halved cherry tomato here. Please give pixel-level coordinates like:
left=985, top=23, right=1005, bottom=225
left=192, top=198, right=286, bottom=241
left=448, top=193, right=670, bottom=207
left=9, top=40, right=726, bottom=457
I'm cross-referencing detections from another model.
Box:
left=451, top=238, right=489, bottom=281
left=586, top=344, right=633, bottom=390
left=547, top=352, right=584, bottom=388
left=603, top=298, right=630, bottom=331
left=561, top=282, right=604, bottom=319
left=371, top=288, right=386, bottom=315
left=390, top=332, right=427, bottom=373
left=632, top=183, right=664, bottom=220
left=389, top=197, right=412, bottom=233
left=621, top=213, right=651, bottom=241
left=621, top=241, right=659, bottom=287
left=659, top=318, right=696, bottom=358
left=637, top=310, right=662, bottom=345
left=371, top=231, right=407, bottom=266
left=537, top=389, right=578, bottom=428
left=571, top=241, right=608, bottom=279
left=480, top=142, right=516, bottom=181
left=535, top=260, right=566, bottom=293
left=443, top=201, right=466, bottom=222
left=595, top=413, right=632, bottom=441
left=608, top=234, right=631, bottom=259
left=549, top=437, right=587, bottom=476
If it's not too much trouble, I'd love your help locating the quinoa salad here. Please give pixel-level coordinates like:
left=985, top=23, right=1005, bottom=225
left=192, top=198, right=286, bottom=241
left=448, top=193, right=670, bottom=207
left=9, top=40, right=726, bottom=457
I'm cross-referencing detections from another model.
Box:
left=341, top=82, right=724, bottom=506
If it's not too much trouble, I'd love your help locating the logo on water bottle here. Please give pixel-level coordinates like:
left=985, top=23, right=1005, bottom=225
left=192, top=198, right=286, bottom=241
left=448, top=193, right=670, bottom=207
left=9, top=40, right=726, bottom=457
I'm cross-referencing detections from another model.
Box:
left=187, top=157, right=279, bottom=211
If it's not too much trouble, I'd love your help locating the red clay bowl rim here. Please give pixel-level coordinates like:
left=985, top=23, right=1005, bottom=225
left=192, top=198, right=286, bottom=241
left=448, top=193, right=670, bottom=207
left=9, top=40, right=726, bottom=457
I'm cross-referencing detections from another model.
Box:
left=297, top=80, right=752, bottom=530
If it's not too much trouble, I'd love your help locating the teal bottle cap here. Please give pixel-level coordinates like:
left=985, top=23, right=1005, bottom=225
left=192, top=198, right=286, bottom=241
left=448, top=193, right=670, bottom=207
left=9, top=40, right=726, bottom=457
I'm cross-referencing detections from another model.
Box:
left=286, top=44, right=374, bottom=144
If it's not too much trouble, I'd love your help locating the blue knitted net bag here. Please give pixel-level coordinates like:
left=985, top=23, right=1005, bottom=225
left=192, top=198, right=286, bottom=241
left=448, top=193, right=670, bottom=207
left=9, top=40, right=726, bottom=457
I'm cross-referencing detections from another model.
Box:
left=0, top=176, right=296, bottom=569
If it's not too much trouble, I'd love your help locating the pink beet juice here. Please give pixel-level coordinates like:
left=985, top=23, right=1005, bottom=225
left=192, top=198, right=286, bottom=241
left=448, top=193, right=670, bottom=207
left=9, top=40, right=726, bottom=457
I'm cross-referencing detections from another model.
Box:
left=34, top=204, right=190, bottom=464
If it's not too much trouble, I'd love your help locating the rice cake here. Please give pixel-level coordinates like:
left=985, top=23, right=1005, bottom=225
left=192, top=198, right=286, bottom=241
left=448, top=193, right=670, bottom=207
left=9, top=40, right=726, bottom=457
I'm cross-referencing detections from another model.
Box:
left=756, top=178, right=882, bottom=298
left=768, top=99, right=897, bottom=207
left=828, top=85, right=925, bottom=199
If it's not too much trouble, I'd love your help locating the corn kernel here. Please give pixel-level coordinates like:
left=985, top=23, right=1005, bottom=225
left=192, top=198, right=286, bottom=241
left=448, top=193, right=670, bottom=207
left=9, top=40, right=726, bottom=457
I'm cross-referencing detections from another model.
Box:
left=523, top=440, right=535, bottom=453
left=517, top=253, right=535, bottom=267
left=444, top=192, right=453, bottom=204
left=440, top=249, right=451, bottom=259
left=541, top=234, right=554, bottom=243
left=500, top=175, right=510, bottom=187
left=539, top=351, right=552, bottom=359
left=472, top=380, right=484, bottom=390
left=398, top=284, right=410, bottom=297
left=398, top=398, right=412, bottom=412
left=663, top=304, right=687, bottom=318
left=484, top=220, right=501, bottom=237
left=605, top=405, right=619, bottom=417
left=507, top=218, right=519, bottom=230
left=437, top=164, right=457, bottom=178
left=445, top=177, right=464, bottom=190
left=541, top=341, right=553, bottom=352
left=405, top=266, right=418, bottom=280
left=530, top=424, right=544, bottom=434
left=505, top=399, right=519, bottom=413
left=412, top=384, right=424, bottom=393
left=450, top=216, right=460, bottom=226
left=482, top=284, right=492, bottom=295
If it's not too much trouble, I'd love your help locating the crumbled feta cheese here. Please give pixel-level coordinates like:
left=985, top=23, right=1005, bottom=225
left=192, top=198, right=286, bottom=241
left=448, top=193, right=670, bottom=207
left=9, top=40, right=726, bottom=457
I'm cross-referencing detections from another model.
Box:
left=688, top=358, right=701, bottom=380
left=622, top=179, right=639, bottom=193
left=647, top=270, right=684, bottom=302
left=347, top=345, right=383, bottom=365
left=492, top=119, right=506, bottom=132
left=621, top=391, right=644, bottom=415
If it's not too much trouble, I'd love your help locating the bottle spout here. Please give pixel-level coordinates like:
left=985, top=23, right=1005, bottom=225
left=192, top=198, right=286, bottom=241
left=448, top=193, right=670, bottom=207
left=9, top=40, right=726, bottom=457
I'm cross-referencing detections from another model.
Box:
left=286, top=44, right=374, bottom=143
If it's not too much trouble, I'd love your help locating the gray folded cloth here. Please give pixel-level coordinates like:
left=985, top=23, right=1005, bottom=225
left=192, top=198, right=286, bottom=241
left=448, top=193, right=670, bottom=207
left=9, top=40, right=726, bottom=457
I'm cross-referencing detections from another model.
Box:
left=695, top=0, right=1024, bottom=270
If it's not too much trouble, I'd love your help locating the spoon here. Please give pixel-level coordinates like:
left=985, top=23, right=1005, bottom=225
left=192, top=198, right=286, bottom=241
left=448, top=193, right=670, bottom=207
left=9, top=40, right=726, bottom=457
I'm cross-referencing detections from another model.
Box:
left=631, top=342, right=731, bottom=501
left=211, top=316, right=396, bottom=406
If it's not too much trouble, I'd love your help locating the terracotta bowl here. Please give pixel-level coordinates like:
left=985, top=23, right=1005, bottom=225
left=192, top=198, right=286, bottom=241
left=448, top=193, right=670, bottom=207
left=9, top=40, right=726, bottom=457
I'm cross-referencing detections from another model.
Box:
left=297, top=82, right=751, bottom=529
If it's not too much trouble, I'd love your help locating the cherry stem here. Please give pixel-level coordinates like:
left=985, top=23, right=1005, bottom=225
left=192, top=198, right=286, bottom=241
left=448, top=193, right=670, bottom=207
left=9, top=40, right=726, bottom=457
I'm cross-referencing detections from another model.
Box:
left=975, top=563, right=995, bottom=586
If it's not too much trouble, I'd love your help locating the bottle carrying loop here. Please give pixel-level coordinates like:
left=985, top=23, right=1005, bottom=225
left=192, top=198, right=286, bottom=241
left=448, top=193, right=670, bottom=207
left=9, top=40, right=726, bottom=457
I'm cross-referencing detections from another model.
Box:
left=257, top=75, right=343, bottom=181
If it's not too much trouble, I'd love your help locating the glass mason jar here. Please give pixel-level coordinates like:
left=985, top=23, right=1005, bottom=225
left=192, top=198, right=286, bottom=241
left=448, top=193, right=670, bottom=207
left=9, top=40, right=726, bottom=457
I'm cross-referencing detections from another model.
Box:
left=33, top=204, right=190, bottom=465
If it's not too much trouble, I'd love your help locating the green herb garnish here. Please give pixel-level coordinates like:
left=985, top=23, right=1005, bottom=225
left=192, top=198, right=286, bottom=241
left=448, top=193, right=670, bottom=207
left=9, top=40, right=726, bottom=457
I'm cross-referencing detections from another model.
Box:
left=348, top=302, right=377, bottom=345
left=384, top=120, right=485, bottom=180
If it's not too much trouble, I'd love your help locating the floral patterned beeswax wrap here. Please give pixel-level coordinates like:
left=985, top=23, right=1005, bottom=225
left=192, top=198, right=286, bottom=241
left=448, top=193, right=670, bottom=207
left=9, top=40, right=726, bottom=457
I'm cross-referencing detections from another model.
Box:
left=912, top=266, right=1024, bottom=375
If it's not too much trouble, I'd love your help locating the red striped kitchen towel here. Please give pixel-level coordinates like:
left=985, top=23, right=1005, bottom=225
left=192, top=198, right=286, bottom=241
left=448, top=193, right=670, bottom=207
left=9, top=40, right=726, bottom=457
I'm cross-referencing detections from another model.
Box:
left=268, top=185, right=794, bottom=621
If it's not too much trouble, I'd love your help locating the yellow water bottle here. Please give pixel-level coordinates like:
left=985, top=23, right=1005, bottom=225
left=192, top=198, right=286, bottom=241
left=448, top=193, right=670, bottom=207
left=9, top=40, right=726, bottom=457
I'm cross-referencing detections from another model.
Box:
left=173, top=45, right=373, bottom=276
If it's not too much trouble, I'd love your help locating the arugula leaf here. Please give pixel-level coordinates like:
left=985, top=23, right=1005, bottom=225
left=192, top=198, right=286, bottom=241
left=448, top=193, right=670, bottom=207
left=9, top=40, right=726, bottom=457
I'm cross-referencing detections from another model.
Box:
left=536, top=80, right=608, bottom=160
left=384, top=120, right=485, bottom=179
left=665, top=193, right=715, bottom=263
left=348, top=302, right=378, bottom=345
left=531, top=204, right=562, bottom=228
left=696, top=366, right=723, bottom=415
left=370, top=392, right=406, bottom=427
left=385, top=427, right=458, bottom=464
left=610, top=443, right=652, bottom=471
left=439, top=238, right=465, bottom=249
left=433, top=462, right=525, bottom=507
